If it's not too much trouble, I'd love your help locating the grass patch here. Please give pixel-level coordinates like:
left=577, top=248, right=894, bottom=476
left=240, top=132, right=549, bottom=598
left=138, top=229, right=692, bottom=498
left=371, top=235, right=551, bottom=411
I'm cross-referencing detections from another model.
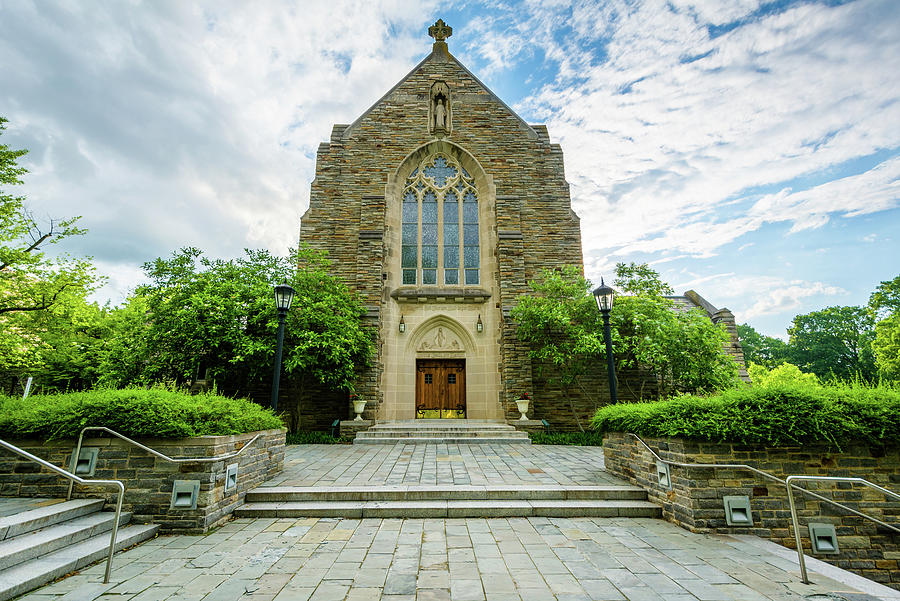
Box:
left=0, top=388, right=284, bottom=440
left=529, top=431, right=604, bottom=446
left=592, top=381, right=900, bottom=448
left=285, top=431, right=352, bottom=444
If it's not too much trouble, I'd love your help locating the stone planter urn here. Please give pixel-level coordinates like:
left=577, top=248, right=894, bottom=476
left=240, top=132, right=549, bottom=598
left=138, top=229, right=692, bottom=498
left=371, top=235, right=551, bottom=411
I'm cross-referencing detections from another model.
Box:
left=352, top=399, right=367, bottom=421
left=516, top=395, right=530, bottom=420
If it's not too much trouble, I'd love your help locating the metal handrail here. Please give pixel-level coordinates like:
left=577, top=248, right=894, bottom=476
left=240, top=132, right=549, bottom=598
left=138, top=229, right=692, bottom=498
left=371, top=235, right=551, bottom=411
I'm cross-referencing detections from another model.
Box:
left=66, top=426, right=261, bottom=500
left=629, top=433, right=889, bottom=524
left=0, top=438, right=124, bottom=583
left=787, top=475, right=900, bottom=584
left=629, top=434, right=900, bottom=584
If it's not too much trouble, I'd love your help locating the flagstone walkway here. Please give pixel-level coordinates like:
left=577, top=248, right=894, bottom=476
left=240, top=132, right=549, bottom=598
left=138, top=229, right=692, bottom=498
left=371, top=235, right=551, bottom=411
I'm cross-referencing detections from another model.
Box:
left=262, top=443, right=621, bottom=487
left=18, top=516, right=896, bottom=601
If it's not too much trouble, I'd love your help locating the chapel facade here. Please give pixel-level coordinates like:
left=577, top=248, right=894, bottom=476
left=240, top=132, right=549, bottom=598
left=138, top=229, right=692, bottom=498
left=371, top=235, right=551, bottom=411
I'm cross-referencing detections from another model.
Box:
left=299, top=20, right=585, bottom=425
left=297, top=21, right=745, bottom=430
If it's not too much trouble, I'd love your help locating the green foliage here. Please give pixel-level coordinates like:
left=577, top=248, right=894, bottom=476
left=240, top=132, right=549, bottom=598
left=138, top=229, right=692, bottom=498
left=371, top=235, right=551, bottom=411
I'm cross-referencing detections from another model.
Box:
left=511, top=264, right=739, bottom=406
left=528, top=431, right=604, bottom=446
left=612, top=293, right=737, bottom=396
left=868, top=275, right=900, bottom=320
left=0, top=118, right=102, bottom=380
left=613, top=262, right=674, bottom=296
left=788, top=305, right=876, bottom=382
left=101, top=247, right=373, bottom=404
left=747, top=362, right=820, bottom=387
left=0, top=388, right=283, bottom=440
left=285, top=431, right=351, bottom=444
left=736, top=323, right=790, bottom=369
left=592, top=381, right=900, bottom=447
left=872, top=314, right=900, bottom=380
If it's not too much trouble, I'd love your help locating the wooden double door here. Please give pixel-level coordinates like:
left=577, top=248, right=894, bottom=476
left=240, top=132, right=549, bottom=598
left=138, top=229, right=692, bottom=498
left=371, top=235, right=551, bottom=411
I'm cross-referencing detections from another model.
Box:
left=415, top=359, right=466, bottom=419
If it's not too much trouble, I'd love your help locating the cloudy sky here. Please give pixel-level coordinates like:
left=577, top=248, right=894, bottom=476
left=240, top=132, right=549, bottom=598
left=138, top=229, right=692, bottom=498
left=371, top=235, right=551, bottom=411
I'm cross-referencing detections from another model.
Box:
left=1, top=0, right=897, bottom=338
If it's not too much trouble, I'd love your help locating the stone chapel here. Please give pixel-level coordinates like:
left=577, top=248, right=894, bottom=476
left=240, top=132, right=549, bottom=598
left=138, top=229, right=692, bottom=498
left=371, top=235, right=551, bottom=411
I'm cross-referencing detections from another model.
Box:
left=297, top=20, right=745, bottom=432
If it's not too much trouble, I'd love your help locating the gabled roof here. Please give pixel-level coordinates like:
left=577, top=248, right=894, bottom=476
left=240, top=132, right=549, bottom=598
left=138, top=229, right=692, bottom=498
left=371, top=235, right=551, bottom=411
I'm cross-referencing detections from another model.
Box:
left=341, top=41, right=538, bottom=141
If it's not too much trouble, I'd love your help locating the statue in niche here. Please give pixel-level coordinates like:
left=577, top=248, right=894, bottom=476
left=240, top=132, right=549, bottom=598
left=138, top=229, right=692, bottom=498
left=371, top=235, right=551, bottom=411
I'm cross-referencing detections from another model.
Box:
left=429, top=81, right=451, bottom=134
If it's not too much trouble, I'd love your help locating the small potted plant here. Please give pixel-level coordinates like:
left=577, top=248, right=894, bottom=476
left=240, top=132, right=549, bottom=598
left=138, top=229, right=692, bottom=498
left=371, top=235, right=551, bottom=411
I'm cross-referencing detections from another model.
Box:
left=351, top=394, right=366, bottom=421
left=516, top=392, right=530, bottom=420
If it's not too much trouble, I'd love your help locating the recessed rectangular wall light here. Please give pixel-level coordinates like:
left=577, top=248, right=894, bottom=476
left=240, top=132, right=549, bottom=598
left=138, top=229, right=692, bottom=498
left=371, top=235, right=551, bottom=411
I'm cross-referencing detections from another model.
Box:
left=723, top=495, right=753, bottom=526
left=655, top=461, right=671, bottom=489
left=170, top=480, right=200, bottom=510
left=225, top=463, right=238, bottom=493
left=809, top=523, right=839, bottom=554
left=71, top=447, right=99, bottom=476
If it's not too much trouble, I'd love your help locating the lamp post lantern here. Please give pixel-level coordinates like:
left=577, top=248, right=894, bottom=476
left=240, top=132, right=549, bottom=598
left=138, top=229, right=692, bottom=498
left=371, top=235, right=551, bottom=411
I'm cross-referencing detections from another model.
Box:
left=270, top=282, right=295, bottom=411
left=592, top=278, right=618, bottom=404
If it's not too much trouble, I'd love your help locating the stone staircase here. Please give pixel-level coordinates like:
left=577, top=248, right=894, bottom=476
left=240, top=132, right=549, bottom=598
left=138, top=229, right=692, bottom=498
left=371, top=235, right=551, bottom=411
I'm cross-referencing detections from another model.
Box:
left=353, top=420, right=531, bottom=444
left=0, top=498, right=159, bottom=601
left=235, top=484, right=661, bottom=519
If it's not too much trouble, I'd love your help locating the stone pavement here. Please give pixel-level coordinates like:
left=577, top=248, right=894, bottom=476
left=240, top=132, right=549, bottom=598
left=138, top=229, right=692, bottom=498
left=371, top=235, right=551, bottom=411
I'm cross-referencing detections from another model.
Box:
left=16, top=516, right=892, bottom=601
left=263, top=444, right=621, bottom=487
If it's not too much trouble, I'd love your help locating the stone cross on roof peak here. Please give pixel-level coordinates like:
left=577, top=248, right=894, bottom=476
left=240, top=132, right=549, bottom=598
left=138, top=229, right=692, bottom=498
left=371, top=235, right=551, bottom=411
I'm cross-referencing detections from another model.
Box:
left=428, top=19, right=452, bottom=43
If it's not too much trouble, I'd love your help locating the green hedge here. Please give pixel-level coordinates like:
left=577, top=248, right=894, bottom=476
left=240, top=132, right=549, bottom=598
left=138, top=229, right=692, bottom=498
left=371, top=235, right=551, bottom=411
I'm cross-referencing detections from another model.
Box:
left=0, top=388, right=284, bottom=440
left=529, top=431, right=604, bottom=446
left=285, top=431, right=351, bottom=444
left=591, top=382, right=900, bottom=447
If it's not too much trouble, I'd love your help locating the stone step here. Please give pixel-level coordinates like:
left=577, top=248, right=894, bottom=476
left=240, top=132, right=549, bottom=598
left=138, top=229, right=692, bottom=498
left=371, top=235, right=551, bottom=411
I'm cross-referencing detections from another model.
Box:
left=234, top=499, right=661, bottom=519
left=0, top=499, right=105, bottom=541
left=353, top=436, right=531, bottom=445
left=355, top=431, right=527, bottom=438
left=367, top=423, right=517, bottom=430
left=246, top=485, right=649, bottom=503
left=0, top=523, right=160, bottom=601
left=0, top=510, right=132, bottom=570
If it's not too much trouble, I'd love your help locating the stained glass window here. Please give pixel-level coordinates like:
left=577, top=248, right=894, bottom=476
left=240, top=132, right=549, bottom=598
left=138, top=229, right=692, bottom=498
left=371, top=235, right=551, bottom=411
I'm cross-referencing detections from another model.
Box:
left=401, top=153, right=478, bottom=286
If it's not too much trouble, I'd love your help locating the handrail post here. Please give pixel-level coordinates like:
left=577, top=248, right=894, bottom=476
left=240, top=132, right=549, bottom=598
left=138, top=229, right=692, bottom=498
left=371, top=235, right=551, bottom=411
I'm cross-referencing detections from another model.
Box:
left=104, top=481, right=124, bottom=583
left=785, top=476, right=809, bottom=584
left=67, top=429, right=87, bottom=500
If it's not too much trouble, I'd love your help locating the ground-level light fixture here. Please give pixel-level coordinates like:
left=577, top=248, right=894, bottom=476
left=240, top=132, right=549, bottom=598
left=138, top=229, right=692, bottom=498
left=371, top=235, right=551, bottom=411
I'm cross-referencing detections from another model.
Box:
left=270, top=282, right=295, bottom=411
left=592, top=278, right=618, bottom=404
left=476, top=314, right=483, bottom=333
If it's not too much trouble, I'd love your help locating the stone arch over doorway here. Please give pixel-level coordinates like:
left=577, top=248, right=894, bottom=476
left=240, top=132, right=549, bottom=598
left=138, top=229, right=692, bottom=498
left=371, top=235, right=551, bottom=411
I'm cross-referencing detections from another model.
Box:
left=378, top=141, right=502, bottom=421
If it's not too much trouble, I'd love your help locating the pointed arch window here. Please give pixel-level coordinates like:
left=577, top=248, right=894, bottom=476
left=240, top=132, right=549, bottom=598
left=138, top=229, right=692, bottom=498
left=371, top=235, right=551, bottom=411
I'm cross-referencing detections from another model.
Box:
left=401, top=154, right=479, bottom=286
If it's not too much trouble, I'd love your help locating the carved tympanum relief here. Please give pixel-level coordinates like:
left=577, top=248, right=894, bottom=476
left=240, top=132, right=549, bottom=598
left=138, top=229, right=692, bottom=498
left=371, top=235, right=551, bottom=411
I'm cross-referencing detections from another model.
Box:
left=418, top=327, right=461, bottom=351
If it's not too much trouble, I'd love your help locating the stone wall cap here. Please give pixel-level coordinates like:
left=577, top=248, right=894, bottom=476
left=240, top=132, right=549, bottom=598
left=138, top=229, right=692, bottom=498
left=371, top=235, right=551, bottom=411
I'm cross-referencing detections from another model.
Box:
left=391, top=287, right=491, bottom=303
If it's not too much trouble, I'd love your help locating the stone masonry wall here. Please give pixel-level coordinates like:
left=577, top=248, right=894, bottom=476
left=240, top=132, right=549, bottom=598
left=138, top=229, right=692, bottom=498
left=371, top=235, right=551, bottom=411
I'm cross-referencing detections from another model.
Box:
left=300, top=40, right=582, bottom=421
left=604, top=432, right=900, bottom=589
left=0, top=429, right=284, bottom=533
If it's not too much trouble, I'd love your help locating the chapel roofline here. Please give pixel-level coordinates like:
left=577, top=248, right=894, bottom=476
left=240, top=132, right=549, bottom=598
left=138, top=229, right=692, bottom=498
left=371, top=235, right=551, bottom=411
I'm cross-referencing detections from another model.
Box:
left=340, top=19, right=538, bottom=141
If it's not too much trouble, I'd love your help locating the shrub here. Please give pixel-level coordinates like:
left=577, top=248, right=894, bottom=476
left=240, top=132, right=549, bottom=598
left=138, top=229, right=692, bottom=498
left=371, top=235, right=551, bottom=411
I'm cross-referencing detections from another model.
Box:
left=285, top=431, right=351, bottom=445
left=529, top=431, right=604, bottom=446
left=591, top=381, right=900, bottom=448
left=0, top=388, right=284, bottom=440
left=747, top=362, right=820, bottom=386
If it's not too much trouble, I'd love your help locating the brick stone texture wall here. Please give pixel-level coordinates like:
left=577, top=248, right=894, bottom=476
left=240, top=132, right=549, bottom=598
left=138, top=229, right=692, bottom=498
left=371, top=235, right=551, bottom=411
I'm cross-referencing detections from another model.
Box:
left=0, top=429, right=284, bottom=533
left=604, top=432, right=900, bottom=589
left=296, top=30, right=748, bottom=431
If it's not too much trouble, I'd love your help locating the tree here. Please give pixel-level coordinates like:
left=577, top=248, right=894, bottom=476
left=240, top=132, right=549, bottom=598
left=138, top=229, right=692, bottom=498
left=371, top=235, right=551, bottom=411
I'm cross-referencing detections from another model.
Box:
left=868, top=275, right=900, bottom=320
left=787, top=305, right=876, bottom=381
left=102, top=246, right=373, bottom=428
left=512, top=263, right=739, bottom=413
left=612, top=263, right=737, bottom=396
left=0, top=117, right=100, bottom=383
left=736, top=323, right=790, bottom=369
left=746, top=362, right=820, bottom=387
left=872, top=315, right=900, bottom=381
left=613, top=262, right=674, bottom=296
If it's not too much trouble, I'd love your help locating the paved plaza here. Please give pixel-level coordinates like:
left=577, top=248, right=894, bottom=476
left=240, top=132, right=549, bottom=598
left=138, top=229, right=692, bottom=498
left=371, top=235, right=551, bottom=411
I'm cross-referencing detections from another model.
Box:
left=14, top=444, right=900, bottom=600
left=263, top=444, right=620, bottom=488
left=17, top=516, right=893, bottom=601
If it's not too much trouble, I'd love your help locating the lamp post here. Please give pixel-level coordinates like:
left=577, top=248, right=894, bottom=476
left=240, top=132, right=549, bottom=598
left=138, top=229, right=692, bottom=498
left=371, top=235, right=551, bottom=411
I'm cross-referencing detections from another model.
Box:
left=270, top=282, right=295, bottom=411
left=592, top=278, right=618, bottom=404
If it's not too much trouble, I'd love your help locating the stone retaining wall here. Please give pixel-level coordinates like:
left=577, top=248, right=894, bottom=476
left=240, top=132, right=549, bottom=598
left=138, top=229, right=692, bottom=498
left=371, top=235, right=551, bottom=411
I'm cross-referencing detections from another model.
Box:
left=0, top=429, right=284, bottom=533
left=603, top=432, right=900, bottom=589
